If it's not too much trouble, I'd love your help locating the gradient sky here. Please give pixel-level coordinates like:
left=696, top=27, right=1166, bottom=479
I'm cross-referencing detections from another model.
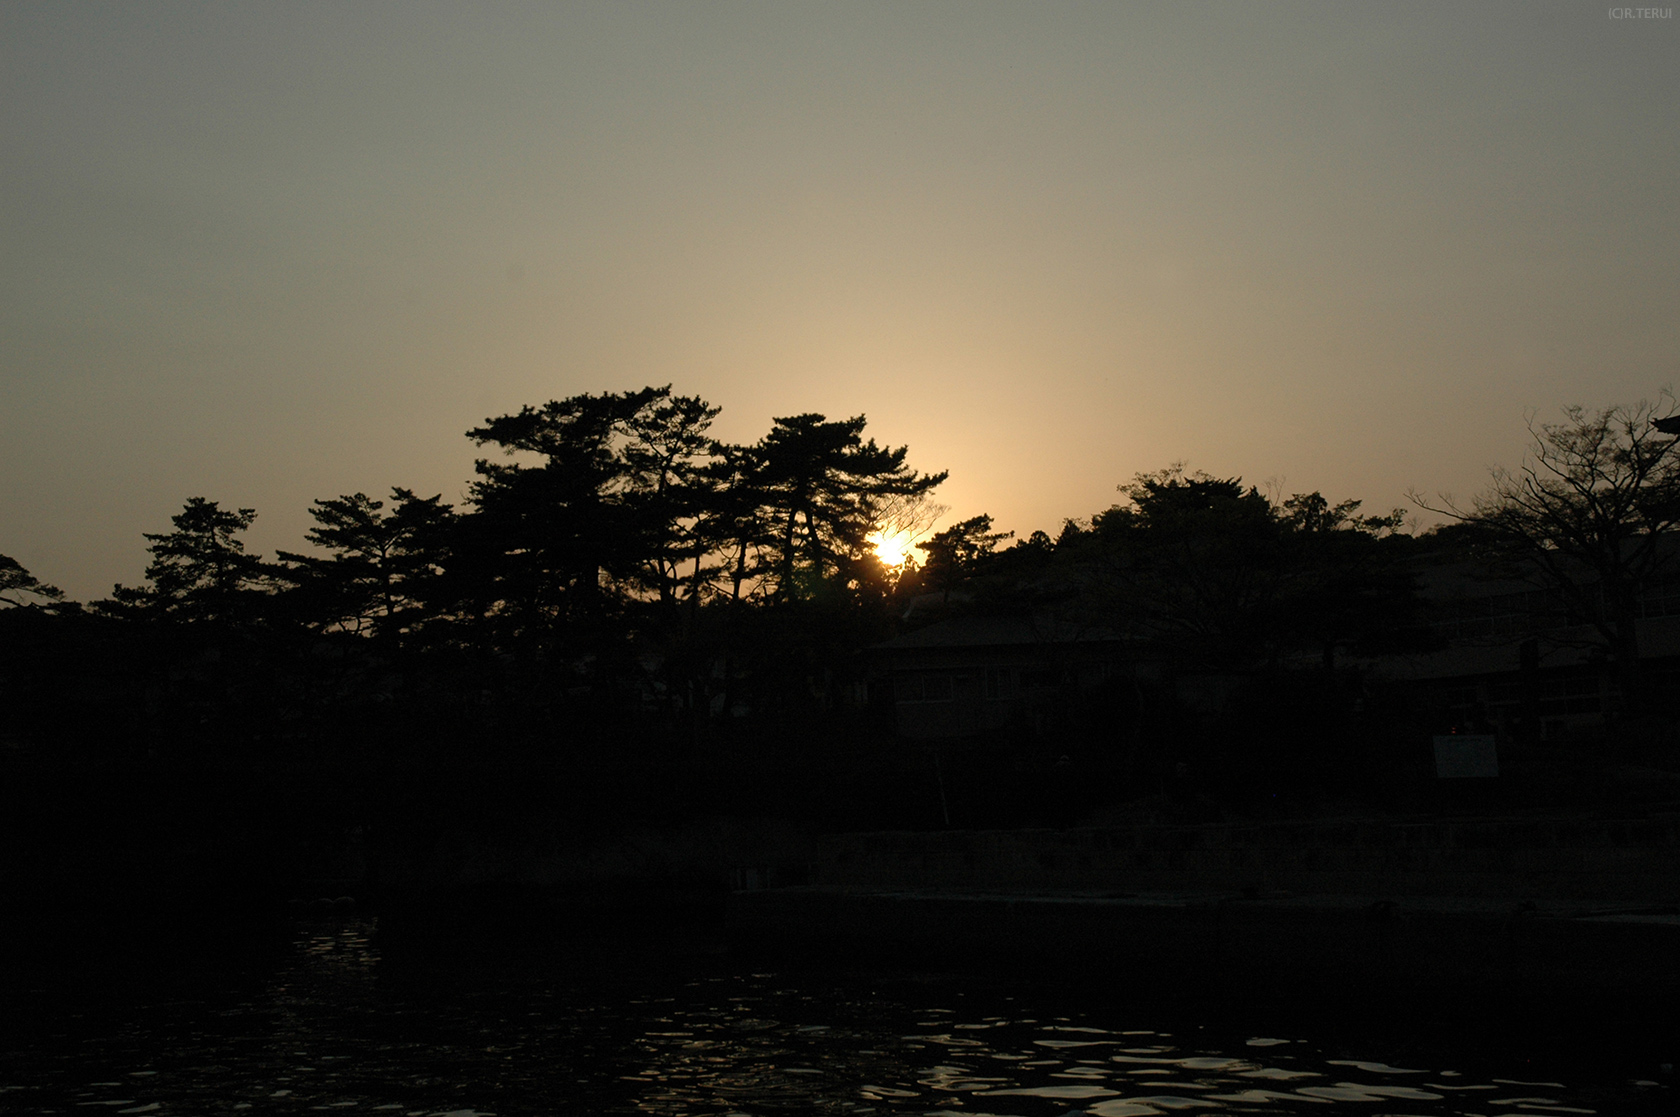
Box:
left=3, top=2, right=1677, bottom=599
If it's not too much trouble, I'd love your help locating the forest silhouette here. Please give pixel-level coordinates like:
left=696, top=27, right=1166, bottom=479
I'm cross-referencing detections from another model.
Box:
left=1, top=385, right=1438, bottom=766
left=5, top=387, right=1680, bottom=833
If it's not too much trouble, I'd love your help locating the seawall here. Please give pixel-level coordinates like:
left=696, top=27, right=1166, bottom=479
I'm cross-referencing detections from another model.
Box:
left=727, top=816, right=1680, bottom=997
left=810, top=815, right=1680, bottom=903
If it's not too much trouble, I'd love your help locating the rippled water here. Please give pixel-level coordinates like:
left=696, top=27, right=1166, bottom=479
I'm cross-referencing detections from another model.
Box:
left=3, top=919, right=1672, bottom=1116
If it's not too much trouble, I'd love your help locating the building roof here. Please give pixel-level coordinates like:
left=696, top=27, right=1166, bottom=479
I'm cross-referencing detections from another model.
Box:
left=876, top=613, right=1123, bottom=650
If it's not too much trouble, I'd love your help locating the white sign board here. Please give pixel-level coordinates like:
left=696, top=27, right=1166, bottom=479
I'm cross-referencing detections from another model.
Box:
left=1433, top=735, right=1499, bottom=778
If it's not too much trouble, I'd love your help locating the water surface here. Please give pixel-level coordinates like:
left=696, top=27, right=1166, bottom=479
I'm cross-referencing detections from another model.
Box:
left=3, top=919, right=1671, bottom=1116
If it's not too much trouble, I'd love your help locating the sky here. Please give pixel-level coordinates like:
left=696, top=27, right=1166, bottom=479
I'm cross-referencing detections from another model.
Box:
left=3, top=2, right=1677, bottom=600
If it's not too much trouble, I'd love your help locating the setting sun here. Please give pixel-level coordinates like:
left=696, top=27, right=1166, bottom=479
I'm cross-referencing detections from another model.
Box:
left=868, top=528, right=917, bottom=569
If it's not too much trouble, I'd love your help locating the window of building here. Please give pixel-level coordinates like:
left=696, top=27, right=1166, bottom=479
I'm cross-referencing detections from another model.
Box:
left=983, top=667, right=1016, bottom=700
left=895, top=673, right=954, bottom=702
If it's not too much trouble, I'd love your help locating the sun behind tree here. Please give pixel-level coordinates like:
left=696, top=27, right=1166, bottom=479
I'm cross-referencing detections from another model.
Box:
left=867, top=492, right=947, bottom=569
left=868, top=527, right=916, bottom=568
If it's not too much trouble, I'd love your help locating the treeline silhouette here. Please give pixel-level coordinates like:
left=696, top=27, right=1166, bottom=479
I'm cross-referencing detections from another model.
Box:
left=2, top=388, right=952, bottom=760
left=0, top=384, right=1457, bottom=782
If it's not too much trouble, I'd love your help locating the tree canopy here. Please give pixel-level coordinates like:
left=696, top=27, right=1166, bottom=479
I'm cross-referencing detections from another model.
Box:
left=752, top=413, right=947, bottom=602
left=1419, top=396, right=1680, bottom=712
left=0, top=554, right=63, bottom=609
left=100, top=498, right=271, bottom=626
left=276, top=489, right=455, bottom=644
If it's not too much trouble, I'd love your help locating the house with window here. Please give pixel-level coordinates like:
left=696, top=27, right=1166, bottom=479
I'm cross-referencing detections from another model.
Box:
left=1369, top=554, right=1680, bottom=740
left=875, top=540, right=1680, bottom=742
left=872, top=613, right=1132, bottom=739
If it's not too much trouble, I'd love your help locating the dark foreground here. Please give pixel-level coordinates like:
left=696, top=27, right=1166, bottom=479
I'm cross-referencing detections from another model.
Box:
left=2, top=909, right=1677, bottom=1117
left=8, top=757, right=1680, bottom=1114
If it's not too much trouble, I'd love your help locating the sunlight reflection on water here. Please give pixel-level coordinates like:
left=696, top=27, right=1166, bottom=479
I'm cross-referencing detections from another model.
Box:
left=0, top=918, right=1669, bottom=1116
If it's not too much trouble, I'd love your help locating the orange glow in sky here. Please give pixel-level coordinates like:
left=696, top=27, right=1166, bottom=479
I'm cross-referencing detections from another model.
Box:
left=1, top=6, right=1676, bottom=600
